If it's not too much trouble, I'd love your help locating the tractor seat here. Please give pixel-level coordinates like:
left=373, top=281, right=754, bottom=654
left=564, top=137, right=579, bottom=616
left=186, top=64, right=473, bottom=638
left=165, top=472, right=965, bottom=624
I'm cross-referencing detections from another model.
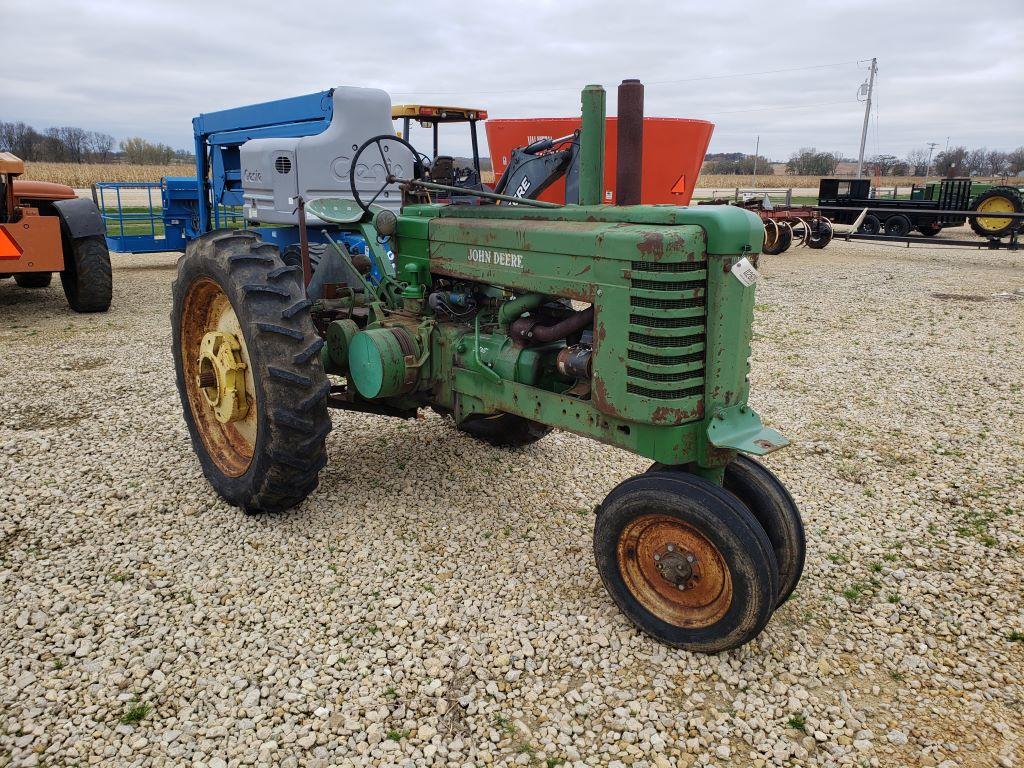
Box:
left=429, top=156, right=456, bottom=184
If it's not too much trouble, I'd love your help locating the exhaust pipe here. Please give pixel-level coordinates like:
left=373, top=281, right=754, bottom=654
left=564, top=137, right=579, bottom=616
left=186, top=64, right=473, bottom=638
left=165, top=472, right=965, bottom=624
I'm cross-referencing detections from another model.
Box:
left=616, top=79, right=644, bottom=206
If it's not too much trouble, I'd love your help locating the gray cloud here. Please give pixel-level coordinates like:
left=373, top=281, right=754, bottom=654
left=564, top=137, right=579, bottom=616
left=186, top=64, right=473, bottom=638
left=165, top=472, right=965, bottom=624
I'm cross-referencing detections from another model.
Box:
left=3, top=0, right=1022, bottom=162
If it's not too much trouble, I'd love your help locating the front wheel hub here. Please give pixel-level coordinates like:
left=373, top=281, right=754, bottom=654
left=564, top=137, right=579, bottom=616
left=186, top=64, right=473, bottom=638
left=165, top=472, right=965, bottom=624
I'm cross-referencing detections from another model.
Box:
left=654, top=543, right=699, bottom=590
left=197, top=331, right=249, bottom=423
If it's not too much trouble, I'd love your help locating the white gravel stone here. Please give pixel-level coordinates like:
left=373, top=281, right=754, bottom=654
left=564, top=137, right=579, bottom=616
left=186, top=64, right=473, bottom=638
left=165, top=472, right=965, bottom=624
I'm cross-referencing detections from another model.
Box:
left=1, top=238, right=1021, bottom=767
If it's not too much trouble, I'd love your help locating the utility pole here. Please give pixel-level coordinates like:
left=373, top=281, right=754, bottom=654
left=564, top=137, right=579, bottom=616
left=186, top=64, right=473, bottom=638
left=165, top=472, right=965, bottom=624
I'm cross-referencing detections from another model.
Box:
left=924, top=141, right=938, bottom=183
left=855, top=57, right=877, bottom=178
left=751, top=135, right=760, bottom=188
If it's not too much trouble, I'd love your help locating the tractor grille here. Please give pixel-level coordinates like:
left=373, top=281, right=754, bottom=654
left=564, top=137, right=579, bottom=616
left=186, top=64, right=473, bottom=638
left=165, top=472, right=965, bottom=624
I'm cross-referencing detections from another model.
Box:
left=625, top=260, right=707, bottom=406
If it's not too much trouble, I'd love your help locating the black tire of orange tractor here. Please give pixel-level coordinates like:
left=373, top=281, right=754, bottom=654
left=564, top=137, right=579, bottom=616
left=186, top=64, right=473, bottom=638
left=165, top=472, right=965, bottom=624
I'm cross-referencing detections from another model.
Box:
left=806, top=219, right=833, bottom=249
left=459, top=412, right=552, bottom=447
left=15, top=272, right=52, bottom=288
left=171, top=230, right=332, bottom=514
left=969, top=187, right=1023, bottom=238
left=60, top=236, right=111, bottom=313
left=594, top=471, right=778, bottom=653
left=722, top=455, right=805, bottom=608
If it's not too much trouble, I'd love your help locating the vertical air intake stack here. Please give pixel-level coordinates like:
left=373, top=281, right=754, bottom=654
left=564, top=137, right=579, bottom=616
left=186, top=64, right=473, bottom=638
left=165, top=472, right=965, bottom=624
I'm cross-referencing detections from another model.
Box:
left=616, top=79, right=645, bottom=206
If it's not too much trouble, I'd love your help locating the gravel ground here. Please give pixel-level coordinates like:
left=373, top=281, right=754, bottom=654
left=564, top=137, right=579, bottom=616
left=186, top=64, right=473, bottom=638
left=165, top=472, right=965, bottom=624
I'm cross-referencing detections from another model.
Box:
left=1, top=235, right=1022, bottom=768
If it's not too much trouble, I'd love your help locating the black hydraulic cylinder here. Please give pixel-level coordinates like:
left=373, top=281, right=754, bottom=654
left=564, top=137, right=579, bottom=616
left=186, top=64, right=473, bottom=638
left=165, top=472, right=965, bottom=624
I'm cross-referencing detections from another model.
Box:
left=616, top=79, right=644, bottom=206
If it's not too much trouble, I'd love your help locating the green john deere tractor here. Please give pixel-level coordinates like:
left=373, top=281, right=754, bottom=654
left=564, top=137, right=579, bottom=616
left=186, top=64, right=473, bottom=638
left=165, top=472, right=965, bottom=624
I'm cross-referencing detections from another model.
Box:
left=171, top=82, right=802, bottom=653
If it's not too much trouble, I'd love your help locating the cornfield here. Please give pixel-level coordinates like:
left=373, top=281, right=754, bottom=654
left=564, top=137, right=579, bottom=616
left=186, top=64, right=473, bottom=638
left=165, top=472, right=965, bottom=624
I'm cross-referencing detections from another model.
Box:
left=19, top=162, right=971, bottom=195
left=21, top=162, right=192, bottom=188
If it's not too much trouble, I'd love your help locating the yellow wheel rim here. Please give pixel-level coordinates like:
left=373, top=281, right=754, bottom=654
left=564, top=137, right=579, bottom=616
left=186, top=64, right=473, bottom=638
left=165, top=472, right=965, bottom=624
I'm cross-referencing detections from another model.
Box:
left=976, top=196, right=1014, bottom=232
left=181, top=278, right=258, bottom=477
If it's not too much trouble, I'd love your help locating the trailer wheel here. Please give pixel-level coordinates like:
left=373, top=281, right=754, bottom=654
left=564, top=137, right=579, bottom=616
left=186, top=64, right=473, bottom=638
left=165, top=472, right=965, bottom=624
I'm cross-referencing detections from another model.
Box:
left=171, top=230, right=331, bottom=514
left=858, top=215, right=881, bottom=235
left=806, top=219, right=833, bottom=249
left=60, top=236, right=111, bottom=313
left=969, top=187, right=1023, bottom=238
left=762, top=222, right=792, bottom=255
left=14, top=272, right=52, bottom=289
left=917, top=223, right=942, bottom=237
left=883, top=215, right=911, bottom=237
left=594, top=470, right=778, bottom=653
left=458, top=412, right=551, bottom=446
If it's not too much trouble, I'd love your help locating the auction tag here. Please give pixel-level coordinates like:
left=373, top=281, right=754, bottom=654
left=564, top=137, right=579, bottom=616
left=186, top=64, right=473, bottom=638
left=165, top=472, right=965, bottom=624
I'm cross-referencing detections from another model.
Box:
left=731, top=257, right=760, bottom=286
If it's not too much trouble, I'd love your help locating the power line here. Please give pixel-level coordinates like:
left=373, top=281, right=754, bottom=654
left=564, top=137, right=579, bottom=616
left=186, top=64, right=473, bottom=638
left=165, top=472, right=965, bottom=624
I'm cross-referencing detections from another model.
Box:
left=706, top=99, right=857, bottom=116
left=391, top=60, right=861, bottom=97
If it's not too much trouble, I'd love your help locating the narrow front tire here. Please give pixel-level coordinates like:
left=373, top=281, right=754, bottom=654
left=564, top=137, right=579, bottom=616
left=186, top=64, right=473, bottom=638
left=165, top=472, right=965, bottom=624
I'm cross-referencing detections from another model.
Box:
left=594, top=471, right=778, bottom=653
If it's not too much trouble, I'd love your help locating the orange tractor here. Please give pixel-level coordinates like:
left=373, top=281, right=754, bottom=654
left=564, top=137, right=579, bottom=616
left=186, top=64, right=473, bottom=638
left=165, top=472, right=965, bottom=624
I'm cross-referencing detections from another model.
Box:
left=0, top=152, right=111, bottom=312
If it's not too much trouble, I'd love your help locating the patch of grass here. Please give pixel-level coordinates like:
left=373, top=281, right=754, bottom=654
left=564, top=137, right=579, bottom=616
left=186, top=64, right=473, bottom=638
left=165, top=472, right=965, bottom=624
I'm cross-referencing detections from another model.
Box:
left=384, top=686, right=398, bottom=699
left=827, top=553, right=849, bottom=565
left=870, top=562, right=883, bottom=573
left=494, top=715, right=515, bottom=737
left=889, top=671, right=905, bottom=682
left=515, top=741, right=537, bottom=760
left=52, top=658, right=66, bottom=670
left=787, top=714, right=807, bottom=732
left=119, top=702, right=151, bottom=725
left=842, top=583, right=866, bottom=601
left=888, top=593, right=900, bottom=604
left=1008, top=630, right=1024, bottom=643
left=386, top=728, right=409, bottom=742
left=109, top=572, right=129, bottom=583
left=882, top=552, right=899, bottom=562
left=546, top=759, right=564, bottom=768
left=422, top=584, right=435, bottom=594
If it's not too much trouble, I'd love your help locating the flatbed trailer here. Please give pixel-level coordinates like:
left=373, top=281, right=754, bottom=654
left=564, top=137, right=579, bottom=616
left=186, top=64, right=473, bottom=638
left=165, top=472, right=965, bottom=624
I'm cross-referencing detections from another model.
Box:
left=817, top=177, right=972, bottom=237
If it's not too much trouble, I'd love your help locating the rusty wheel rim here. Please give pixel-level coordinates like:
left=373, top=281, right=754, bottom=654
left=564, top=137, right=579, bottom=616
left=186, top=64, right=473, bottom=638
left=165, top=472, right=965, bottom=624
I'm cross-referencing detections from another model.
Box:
left=617, top=514, right=732, bottom=628
left=180, top=278, right=257, bottom=477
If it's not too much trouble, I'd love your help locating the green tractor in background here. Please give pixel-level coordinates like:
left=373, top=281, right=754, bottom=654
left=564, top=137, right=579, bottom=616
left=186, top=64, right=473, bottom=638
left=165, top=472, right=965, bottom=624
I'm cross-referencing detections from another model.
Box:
left=171, top=82, right=803, bottom=653
left=964, top=182, right=1024, bottom=238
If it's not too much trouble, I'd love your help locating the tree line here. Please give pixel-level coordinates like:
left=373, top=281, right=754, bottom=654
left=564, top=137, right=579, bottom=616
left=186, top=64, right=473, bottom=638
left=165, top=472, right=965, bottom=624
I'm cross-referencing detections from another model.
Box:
left=705, top=145, right=1024, bottom=177
left=0, top=121, right=193, bottom=165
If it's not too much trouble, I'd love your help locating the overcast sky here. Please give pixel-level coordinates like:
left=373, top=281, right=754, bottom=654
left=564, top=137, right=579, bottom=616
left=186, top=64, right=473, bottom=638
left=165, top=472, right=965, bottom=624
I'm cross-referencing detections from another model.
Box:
left=3, top=0, right=1022, bottom=162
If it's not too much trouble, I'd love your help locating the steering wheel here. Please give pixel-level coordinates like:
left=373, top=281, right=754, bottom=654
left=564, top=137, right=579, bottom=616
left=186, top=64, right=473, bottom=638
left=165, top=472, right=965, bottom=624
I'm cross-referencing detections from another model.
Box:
left=349, top=134, right=428, bottom=215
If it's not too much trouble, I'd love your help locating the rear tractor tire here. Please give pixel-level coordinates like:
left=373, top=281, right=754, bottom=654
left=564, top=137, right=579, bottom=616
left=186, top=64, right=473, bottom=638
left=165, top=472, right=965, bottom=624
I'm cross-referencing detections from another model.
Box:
left=15, top=272, right=52, bottom=289
left=594, top=470, right=778, bottom=653
left=60, top=235, right=111, bottom=313
left=458, top=412, right=552, bottom=447
left=171, top=230, right=332, bottom=514
left=969, top=187, right=1023, bottom=238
